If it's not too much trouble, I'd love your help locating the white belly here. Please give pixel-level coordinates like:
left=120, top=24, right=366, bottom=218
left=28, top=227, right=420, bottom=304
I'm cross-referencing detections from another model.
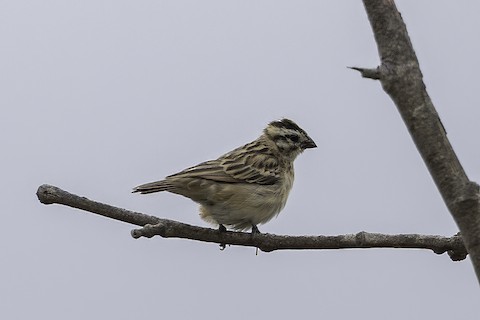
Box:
left=199, top=175, right=294, bottom=231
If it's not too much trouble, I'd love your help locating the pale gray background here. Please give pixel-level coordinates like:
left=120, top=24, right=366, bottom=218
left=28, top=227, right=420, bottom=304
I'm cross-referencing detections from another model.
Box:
left=2, top=1, right=479, bottom=319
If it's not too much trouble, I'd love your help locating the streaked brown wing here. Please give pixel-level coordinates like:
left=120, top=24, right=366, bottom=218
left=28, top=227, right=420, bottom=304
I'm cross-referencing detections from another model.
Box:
left=166, top=143, right=280, bottom=185
left=221, top=151, right=280, bottom=185
left=167, top=160, right=241, bottom=183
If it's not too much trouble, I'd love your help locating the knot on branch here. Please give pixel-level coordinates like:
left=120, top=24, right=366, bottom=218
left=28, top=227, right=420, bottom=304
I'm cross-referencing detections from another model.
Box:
left=131, top=223, right=167, bottom=239
left=355, top=231, right=368, bottom=246
left=448, top=248, right=468, bottom=262
left=446, top=233, right=468, bottom=261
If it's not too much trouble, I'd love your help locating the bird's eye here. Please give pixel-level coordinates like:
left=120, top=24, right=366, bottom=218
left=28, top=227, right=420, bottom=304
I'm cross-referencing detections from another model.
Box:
left=287, top=134, right=299, bottom=143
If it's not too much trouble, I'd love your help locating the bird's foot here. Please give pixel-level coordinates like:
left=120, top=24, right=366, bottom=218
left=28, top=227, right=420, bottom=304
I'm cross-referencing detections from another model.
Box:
left=251, top=225, right=261, bottom=255
left=218, top=224, right=227, bottom=250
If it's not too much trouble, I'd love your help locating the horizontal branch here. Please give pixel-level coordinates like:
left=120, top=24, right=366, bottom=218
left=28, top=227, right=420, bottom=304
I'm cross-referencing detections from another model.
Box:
left=36, top=184, right=467, bottom=260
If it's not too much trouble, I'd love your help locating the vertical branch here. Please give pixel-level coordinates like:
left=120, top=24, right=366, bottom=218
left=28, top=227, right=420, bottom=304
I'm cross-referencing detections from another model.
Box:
left=357, top=0, right=480, bottom=283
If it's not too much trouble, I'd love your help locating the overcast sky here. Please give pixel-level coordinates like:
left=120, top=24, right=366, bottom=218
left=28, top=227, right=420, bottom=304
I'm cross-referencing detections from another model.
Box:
left=2, top=1, right=479, bottom=319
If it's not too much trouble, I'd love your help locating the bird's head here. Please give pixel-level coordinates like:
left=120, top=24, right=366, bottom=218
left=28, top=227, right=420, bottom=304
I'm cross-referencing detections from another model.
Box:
left=264, top=118, right=316, bottom=161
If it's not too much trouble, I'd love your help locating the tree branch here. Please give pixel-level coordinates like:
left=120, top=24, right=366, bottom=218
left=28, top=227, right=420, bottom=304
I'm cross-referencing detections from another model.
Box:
left=36, top=184, right=467, bottom=260
left=354, top=0, right=480, bottom=281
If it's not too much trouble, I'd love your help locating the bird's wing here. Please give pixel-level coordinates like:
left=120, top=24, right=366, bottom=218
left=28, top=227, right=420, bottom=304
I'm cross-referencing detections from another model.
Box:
left=167, top=144, right=281, bottom=185
left=221, top=150, right=280, bottom=185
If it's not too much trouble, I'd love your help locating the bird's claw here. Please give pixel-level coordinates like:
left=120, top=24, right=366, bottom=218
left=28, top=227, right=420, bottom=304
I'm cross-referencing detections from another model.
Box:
left=218, top=224, right=228, bottom=250
left=251, top=224, right=260, bottom=234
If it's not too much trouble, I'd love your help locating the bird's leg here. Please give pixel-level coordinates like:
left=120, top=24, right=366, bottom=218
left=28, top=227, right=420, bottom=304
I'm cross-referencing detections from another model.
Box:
left=251, top=224, right=261, bottom=255
left=218, top=224, right=227, bottom=250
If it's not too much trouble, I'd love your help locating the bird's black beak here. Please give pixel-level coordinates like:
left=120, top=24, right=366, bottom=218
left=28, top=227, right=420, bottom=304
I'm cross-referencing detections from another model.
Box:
left=302, top=138, right=317, bottom=149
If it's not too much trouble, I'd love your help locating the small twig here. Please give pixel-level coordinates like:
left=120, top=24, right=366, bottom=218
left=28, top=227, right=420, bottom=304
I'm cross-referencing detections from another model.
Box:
left=348, top=66, right=381, bottom=80
left=36, top=184, right=467, bottom=260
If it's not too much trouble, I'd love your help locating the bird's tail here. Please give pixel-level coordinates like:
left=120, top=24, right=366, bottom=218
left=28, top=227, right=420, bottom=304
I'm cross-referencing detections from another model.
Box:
left=132, top=180, right=172, bottom=194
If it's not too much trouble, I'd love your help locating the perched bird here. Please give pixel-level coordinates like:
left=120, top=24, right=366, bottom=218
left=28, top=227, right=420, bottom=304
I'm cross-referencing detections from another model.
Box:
left=133, top=118, right=316, bottom=233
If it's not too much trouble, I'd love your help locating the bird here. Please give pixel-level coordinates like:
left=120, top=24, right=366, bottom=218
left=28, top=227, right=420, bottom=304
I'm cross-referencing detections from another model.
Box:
left=133, top=118, right=316, bottom=233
